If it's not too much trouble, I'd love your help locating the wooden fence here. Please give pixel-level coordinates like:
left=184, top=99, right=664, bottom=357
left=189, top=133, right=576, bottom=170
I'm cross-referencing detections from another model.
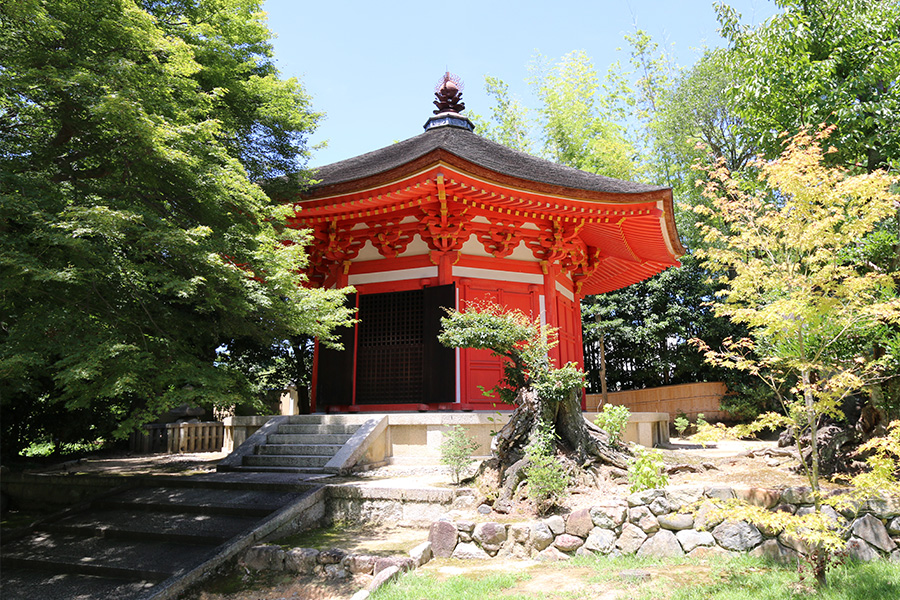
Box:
left=585, top=382, right=728, bottom=421
left=129, top=421, right=224, bottom=454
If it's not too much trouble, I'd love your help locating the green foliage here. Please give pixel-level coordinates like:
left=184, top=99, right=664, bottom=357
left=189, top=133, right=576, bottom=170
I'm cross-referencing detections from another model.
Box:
left=439, top=425, right=480, bottom=485
left=468, top=76, right=533, bottom=153
left=627, top=447, right=668, bottom=493
left=674, top=415, right=690, bottom=438
left=594, top=404, right=630, bottom=447
left=524, top=420, right=570, bottom=514
left=849, top=420, right=900, bottom=494
left=0, top=0, right=355, bottom=458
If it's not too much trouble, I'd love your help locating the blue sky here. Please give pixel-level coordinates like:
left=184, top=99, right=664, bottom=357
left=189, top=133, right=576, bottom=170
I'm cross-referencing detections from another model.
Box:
left=262, top=0, right=779, bottom=167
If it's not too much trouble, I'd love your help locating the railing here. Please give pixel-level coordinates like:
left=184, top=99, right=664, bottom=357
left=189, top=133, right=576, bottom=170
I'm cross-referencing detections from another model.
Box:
left=129, top=421, right=224, bottom=454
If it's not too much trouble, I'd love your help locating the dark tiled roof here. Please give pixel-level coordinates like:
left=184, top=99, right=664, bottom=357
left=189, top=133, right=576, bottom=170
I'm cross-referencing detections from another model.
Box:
left=307, top=124, right=666, bottom=195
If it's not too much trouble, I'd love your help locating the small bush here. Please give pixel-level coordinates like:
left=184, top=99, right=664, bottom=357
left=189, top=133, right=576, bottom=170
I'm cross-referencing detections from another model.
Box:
left=594, top=404, right=630, bottom=446
left=627, top=447, right=668, bottom=493
left=440, top=425, right=480, bottom=484
left=525, top=420, right=570, bottom=514
left=674, top=415, right=690, bottom=438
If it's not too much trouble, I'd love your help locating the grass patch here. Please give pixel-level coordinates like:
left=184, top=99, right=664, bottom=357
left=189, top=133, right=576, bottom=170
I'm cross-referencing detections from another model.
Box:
left=370, top=571, right=530, bottom=600
left=274, top=521, right=428, bottom=556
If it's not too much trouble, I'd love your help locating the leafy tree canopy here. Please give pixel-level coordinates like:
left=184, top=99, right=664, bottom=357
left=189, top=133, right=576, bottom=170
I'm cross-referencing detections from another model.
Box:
left=0, top=0, right=354, bottom=458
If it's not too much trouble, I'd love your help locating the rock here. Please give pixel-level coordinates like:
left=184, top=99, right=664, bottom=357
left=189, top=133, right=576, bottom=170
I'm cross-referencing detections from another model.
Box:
left=712, top=521, right=763, bottom=551
left=456, top=521, right=476, bottom=534
left=590, top=502, right=628, bottom=529
left=778, top=532, right=812, bottom=555
left=545, top=515, right=566, bottom=535
left=733, top=486, right=781, bottom=509
left=566, top=508, right=594, bottom=538
left=888, top=517, right=900, bottom=536
left=629, top=506, right=660, bottom=533
left=583, top=527, right=617, bottom=554
left=531, top=521, right=554, bottom=551
left=477, top=504, right=492, bottom=515
left=628, top=488, right=664, bottom=507
left=616, top=523, right=648, bottom=554
left=474, top=522, right=507, bottom=554
left=638, top=530, right=684, bottom=558
left=494, top=500, right=513, bottom=514
left=851, top=514, right=897, bottom=553
left=796, top=505, right=846, bottom=530
left=452, top=542, right=491, bottom=560
left=317, top=548, right=347, bottom=565
left=891, top=549, right=900, bottom=563
left=693, top=501, right=724, bottom=530
left=241, top=544, right=284, bottom=571
left=374, top=556, right=414, bottom=574
left=781, top=487, right=814, bottom=505
left=367, top=565, right=401, bottom=592
left=350, top=590, right=370, bottom=600
left=658, top=513, right=693, bottom=531
left=705, top=486, right=735, bottom=501
left=410, top=541, right=433, bottom=567
left=847, top=537, right=881, bottom=562
left=344, top=554, right=376, bottom=575
left=284, top=548, right=319, bottom=574
left=649, top=497, right=672, bottom=516
left=554, top=534, right=585, bottom=553
left=865, top=495, right=900, bottom=519
left=429, top=520, right=459, bottom=558
left=750, top=539, right=798, bottom=565
left=509, top=523, right=531, bottom=544
left=535, top=546, right=570, bottom=562
left=323, top=563, right=348, bottom=579
left=772, top=503, right=796, bottom=515
left=676, top=529, right=715, bottom=553
left=665, top=488, right=703, bottom=511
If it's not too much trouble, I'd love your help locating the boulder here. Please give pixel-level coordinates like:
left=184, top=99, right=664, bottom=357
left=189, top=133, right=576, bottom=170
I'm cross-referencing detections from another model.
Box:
left=509, top=523, right=531, bottom=544
left=535, top=546, right=570, bottom=562
left=590, top=502, right=628, bottom=529
left=374, top=556, right=414, bottom=574
left=474, top=522, right=508, bottom=555
left=658, top=513, right=693, bottom=531
left=888, top=517, right=900, bottom=536
left=704, top=486, right=735, bottom=501
left=693, top=501, right=724, bottom=530
left=317, top=548, right=347, bottom=565
left=554, top=534, right=585, bottom=553
left=616, top=523, right=648, bottom=554
left=241, top=544, right=284, bottom=571
left=688, top=545, right=734, bottom=559
left=712, top=521, right=763, bottom=552
left=675, top=529, right=715, bottom=553
left=409, top=541, right=433, bottom=567
left=733, top=486, right=781, bottom=509
left=628, top=488, right=664, bottom=507
left=429, top=520, right=459, bottom=558
left=780, top=487, right=814, bottom=505
left=850, top=514, right=897, bottom=553
left=367, top=565, right=401, bottom=592
left=323, top=563, right=348, bottom=579
left=566, top=508, right=594, bottom=538
left=629, top=506, right=660, bottom=533
left=531, top=521, right=555, bottom=551
left=451, top=542, right=491, bottom=560
left=284, top=548, right=319, bottom=574
left=649, top=497, right=672, bottom=516
left=344, top=554, right=376, bottom=575
left=545, top=515, right=566, bottom=535
left=665, top=487, right=703, bottom=511
left=865, top=495, right=900, bottom=519
left=637, top=530, right=684, bottom=558
left=847, top=537, right=881, bottom=562
left=750, top=539, right=798, bottom=565
left=583, top=527, right=617, bottom=554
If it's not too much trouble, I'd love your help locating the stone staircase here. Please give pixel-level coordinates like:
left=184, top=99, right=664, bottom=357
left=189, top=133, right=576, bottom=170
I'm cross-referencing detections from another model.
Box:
left=0, top=476, right=322, bottom=600
left=226, top=415, right=364, bottom=474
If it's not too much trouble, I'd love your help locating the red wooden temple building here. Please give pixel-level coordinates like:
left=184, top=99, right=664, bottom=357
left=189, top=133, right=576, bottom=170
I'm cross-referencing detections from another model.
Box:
left=289, top=74, right=684, bottom=413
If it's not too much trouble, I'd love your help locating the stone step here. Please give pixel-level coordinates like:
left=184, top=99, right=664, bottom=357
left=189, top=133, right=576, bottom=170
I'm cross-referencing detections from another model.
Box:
left=96, top=486, right=305, bottom=517
left=1, top=532, right=216, bottom=582
left=284, top=414, right=362, bottom=425
left=41, top=508, right=260, bottom=545
left=257, top=443, right=344, bottom=456
left=266, top=432, right=354, bottom=445
left=226, top=465, right=329, bottom=475
left=242, top=454, right=330, bottom=468
left=276, top=423, right=360, bottom=435
left=0, top=568, right=156, bottom=600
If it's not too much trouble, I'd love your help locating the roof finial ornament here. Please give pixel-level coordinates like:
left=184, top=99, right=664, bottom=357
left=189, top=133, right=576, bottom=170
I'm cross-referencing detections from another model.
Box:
left=433, top=72, right=465, bottom=114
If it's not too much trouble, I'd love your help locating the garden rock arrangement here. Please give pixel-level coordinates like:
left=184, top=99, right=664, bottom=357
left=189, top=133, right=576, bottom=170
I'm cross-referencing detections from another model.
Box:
left=239, top=540, right=434, bottom=598
left=428, top=486, right=900, bottom=564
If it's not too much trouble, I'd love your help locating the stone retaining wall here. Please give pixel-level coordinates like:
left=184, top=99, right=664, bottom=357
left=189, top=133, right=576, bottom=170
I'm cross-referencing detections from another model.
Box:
left=427, top=486, right=899, bottom=563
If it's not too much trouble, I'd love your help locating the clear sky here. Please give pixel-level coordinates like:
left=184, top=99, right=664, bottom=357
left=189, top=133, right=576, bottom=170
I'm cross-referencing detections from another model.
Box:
left=262, top=0, right=779, bottom=167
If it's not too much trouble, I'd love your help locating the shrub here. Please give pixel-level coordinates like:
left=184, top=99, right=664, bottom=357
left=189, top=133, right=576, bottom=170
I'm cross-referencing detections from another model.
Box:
left=674, top=415, right=690, bottom=438
left=594, top=404, right=630, bottom=447
left=440, top=425, right=480, bottom=484
left=525, top=420, right=570, bottom=514
left=627, top=447, right=668, bottom=493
